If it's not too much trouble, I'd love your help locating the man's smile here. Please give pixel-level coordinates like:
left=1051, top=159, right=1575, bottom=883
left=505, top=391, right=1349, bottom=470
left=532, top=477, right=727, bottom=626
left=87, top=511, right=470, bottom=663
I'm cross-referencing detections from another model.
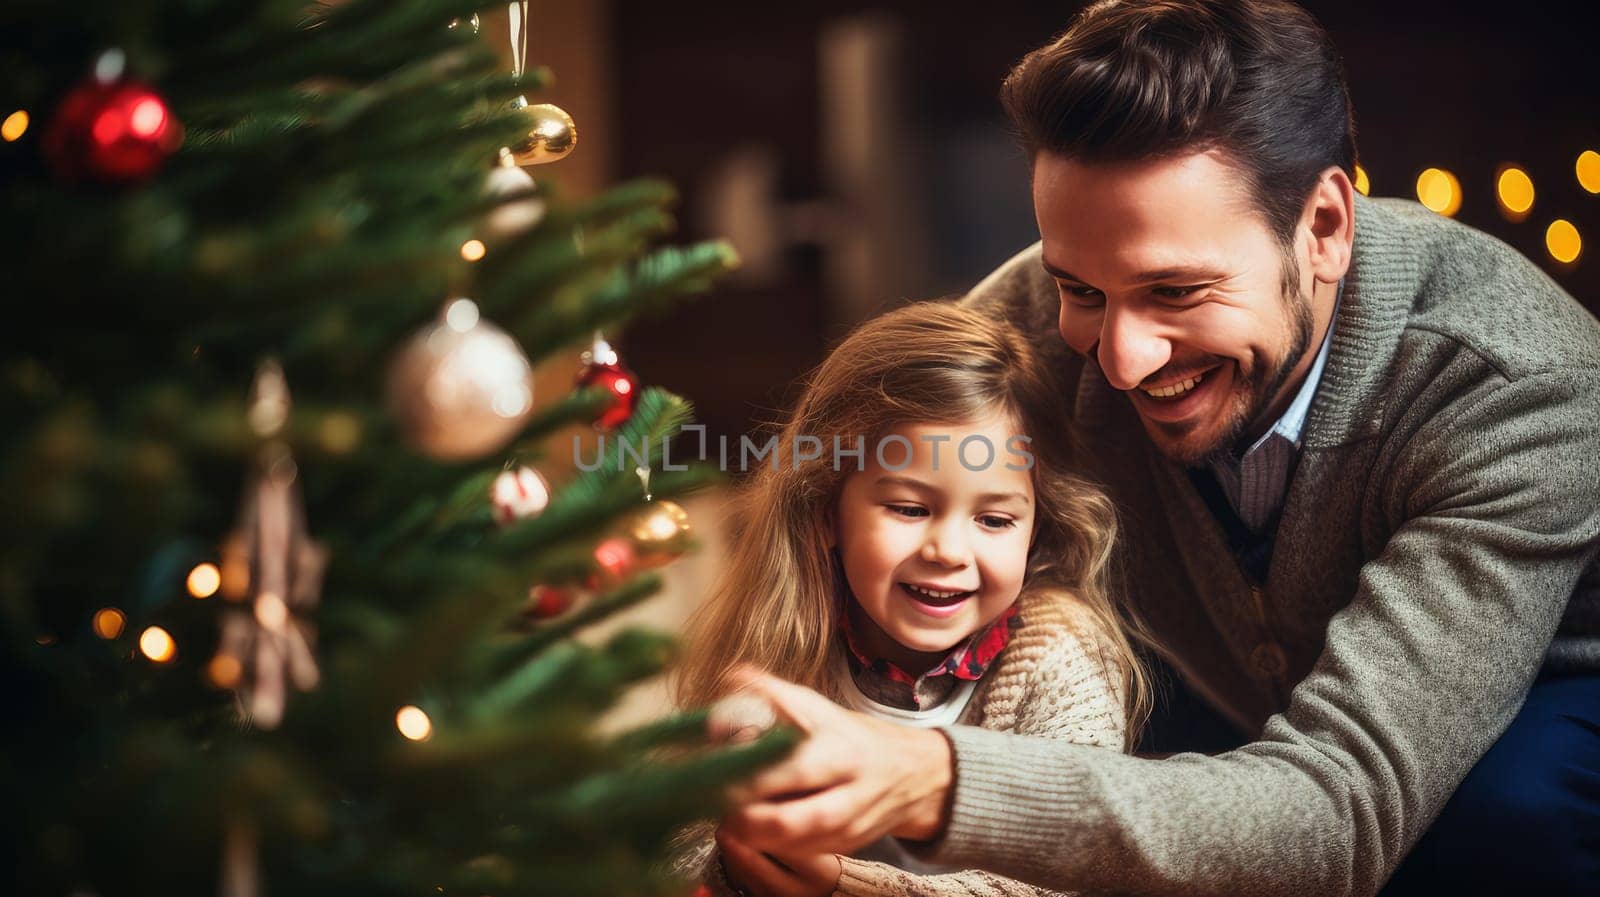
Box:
left=1129, top=363, right=1232, bottom=426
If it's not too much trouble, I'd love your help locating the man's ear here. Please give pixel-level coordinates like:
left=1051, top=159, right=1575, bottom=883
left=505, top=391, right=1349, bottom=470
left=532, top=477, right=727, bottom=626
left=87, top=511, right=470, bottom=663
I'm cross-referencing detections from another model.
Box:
left=1303, top=165, right=1355, bottom=284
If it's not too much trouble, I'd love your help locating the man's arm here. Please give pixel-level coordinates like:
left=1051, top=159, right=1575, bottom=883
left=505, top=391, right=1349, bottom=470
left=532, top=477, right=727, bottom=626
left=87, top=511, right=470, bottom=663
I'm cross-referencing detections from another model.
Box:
left=725, top=368, right=1600, bottom=896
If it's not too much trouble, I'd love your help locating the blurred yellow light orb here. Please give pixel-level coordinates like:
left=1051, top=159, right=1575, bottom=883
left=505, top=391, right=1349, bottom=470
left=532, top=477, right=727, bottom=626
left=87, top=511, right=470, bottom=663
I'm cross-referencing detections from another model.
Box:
left=254, top=591, right=289, bottom=631
left=1495, top=166, right=1534, bottom=218
left=319, top=411, right=362, bottom=454
left=1546, top=219, right=1581, bottom=264
left=1416, top=168, right=1462, bottom=217
left=460, top=239, right=486, bottom=262
left=207, top=654, right=243, bottom=688
left=1, top=110, right=27, bottom=142
left=139, top=626, right=176, bottom=663
left=1576, top=150, right=1600, bottom=194
left=93, top=608, right=126, bottom=639
left=396, top=705, right=433, bottom=741
left=187, top=562, right=221, bottom=598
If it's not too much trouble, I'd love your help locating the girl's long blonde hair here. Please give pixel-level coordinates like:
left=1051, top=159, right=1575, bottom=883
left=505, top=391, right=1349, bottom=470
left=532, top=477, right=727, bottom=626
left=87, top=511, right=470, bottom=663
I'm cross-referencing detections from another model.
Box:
left=673, top=301, right=1150, bottom=741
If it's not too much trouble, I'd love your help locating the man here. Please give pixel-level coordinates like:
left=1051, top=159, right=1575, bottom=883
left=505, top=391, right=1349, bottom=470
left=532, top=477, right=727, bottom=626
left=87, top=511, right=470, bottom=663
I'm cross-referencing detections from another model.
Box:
left=714, top=1, right=1600, bottom=895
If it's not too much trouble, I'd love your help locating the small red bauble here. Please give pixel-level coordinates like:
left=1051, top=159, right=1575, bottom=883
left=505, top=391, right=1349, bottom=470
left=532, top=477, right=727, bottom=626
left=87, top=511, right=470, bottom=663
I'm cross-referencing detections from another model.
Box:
left=526, top=584, right=575, bottom=619
left=587, top=537, right=636, bottom=589
left=43, top=76, right=183, bottom=183
left=576, top=362, right=639, bottom=431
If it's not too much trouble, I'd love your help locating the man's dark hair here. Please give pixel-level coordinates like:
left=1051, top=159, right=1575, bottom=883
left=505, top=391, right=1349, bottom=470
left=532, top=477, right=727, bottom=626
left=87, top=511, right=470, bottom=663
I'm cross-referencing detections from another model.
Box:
left=1001, top=0, right=1357, bottom=248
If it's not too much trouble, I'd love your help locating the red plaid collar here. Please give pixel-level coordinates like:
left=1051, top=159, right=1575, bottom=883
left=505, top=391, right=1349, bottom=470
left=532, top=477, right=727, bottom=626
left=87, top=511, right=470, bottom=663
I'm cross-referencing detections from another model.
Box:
left=840, top=602, right=1020, bottom=689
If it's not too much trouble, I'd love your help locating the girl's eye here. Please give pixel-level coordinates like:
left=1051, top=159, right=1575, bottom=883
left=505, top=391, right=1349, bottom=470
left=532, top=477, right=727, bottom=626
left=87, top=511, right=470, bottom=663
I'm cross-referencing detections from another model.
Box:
left=886, top=504, right=927, bottom=519
left=978, top=515, right=1016, bottom=529
left=1058, top=283, right=1103, bottom=304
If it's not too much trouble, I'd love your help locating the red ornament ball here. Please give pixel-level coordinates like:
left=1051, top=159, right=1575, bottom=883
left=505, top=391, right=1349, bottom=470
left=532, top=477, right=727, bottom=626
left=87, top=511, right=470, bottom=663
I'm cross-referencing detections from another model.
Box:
left=576, top=362, right=639, bottom=431
left=43, top=77, right=183, bottom=183
left=588, top=537, right=636, bottom=589
left=526, top=584, right=575, bottom=620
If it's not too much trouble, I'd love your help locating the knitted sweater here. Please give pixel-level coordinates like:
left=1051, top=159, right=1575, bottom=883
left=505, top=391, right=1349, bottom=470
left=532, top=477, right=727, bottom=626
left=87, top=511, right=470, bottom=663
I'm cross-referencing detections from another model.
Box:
left=682, top=586, right=1128, bottom=897
left=928, top=194, right=1600, bottom=896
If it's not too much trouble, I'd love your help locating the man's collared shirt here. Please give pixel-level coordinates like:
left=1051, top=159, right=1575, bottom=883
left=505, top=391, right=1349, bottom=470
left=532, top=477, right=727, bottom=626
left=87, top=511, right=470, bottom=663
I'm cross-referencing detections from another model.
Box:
left=1207, top=283, right=1342, bottom=532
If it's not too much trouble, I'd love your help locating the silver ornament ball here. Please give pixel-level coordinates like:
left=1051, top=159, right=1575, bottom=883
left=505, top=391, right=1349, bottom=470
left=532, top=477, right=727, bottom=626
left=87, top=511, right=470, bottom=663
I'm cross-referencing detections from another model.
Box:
left=483, top=151, right=546, bottom=239
left=387, top=299, right=534, bottom=460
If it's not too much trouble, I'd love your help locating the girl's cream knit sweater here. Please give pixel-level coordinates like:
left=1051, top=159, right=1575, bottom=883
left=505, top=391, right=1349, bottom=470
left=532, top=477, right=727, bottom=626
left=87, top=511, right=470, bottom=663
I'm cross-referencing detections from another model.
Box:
left=683, top=586, right=1130, bottom=897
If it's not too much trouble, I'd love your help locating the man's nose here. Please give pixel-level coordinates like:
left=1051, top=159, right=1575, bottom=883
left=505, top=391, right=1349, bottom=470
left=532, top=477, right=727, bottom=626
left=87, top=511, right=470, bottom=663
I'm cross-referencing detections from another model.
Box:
left=1097, top=303, right=1171, bottom=392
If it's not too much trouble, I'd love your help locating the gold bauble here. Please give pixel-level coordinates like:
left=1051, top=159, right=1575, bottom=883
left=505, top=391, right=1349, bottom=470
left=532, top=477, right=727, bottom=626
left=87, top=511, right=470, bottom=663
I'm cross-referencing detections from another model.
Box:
left=508, top=98, right=577, bottom=166
left=627, top=499, right=692, bottom=568
left=386, top=298, right=534, bottom=460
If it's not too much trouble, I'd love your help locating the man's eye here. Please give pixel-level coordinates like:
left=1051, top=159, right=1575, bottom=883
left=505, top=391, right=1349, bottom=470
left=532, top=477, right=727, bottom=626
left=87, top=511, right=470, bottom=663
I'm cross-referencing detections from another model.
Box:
left=1153, top=285, right=1202, bottom=300
left=886, top=504, right=927, bottom=518
left=1058, top=284, right=1103, bottom=302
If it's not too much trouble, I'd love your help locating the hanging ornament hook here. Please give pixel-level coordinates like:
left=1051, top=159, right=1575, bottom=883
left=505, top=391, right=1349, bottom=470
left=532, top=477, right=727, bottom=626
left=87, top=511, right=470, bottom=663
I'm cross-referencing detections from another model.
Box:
left=509, top=1, right=530, bottom=83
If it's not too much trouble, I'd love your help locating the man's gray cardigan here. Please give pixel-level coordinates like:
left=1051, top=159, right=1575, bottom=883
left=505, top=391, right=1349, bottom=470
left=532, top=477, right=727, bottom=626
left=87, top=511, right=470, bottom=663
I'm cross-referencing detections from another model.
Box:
left=932, top=194, right=1600, bottom=895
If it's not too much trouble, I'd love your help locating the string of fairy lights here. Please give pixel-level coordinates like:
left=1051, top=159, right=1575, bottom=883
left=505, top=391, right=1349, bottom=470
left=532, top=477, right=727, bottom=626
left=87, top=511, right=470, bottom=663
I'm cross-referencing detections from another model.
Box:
left=76, top=555, right=446, bottom=740
left=1353, top=149, right=1597, bottom=266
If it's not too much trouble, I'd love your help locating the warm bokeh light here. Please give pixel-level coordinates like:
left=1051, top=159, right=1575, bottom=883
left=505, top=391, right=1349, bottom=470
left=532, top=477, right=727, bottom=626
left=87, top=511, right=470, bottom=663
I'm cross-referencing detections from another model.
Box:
left=396, top=705, right=433, bottom=741
left=207, top=654, right=243, bottom=688
left=220, top=551, right=250, bottom=600
left=1, top=110, right=28, bottom=142
left=93, top=608, right=127, bottom=640
left=1577, top=150, right=1600, bottom=194
left=319, top=411, right=362, bottom=454
left=1495, top=166, right=1535, bottom=219
left=1354, top=164, right=1370, bottom=196
left=444, top=297, right=480, bottom=332
left=1416, top=168, right=1462, bottom=217
left=460, top=239, right=486, bottom=262
left=255, top=591, right=289, bottom=631
left=1546, top=219, right=1582, bottom=264
left=139, top=626, right=176, bottom=663
left=187, top=562, right=221, bottom=598
left=129, top=98, right=168, bottom=137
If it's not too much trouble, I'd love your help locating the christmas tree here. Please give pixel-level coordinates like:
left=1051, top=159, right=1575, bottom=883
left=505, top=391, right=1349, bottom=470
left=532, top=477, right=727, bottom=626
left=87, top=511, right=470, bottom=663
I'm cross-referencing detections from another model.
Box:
left=1, top=2, right=790, bottom=894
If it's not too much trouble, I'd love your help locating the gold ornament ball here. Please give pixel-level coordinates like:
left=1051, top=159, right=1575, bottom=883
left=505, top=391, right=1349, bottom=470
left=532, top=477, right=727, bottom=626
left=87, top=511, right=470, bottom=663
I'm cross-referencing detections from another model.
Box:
left=509, top=102, right=577, bottom=166
left=386, top=299, right=535, bottom=460
left=627, top=500, right=693, bottom=568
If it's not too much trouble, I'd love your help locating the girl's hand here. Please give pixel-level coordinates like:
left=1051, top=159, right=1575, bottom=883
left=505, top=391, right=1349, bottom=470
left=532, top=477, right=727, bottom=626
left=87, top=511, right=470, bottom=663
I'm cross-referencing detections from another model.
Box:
left=716, top=827, right=841, bottom=897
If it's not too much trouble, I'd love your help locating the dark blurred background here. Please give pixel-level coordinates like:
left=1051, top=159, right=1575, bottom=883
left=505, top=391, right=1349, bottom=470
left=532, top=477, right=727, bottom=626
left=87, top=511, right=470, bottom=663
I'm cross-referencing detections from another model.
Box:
left=515, top=0, right=1600, bottom=443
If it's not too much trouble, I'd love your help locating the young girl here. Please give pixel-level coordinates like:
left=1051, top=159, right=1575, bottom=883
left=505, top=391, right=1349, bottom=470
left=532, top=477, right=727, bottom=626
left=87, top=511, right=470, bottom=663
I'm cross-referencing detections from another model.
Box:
left=673, top=301, right=1149, bottom=897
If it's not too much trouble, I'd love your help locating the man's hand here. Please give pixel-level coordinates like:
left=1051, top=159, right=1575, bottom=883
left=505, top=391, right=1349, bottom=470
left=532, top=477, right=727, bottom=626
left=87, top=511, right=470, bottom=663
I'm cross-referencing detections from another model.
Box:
left=716, top=827, right=841, bottom=897
left=714, top=666, right=955, bottom=855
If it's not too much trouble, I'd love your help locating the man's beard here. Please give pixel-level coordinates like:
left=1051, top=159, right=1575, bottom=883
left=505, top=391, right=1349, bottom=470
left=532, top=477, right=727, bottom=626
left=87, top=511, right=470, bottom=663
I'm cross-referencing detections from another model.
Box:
left=1139, top=262, right=1315, bottom=467
left=1192, top=274, right=1316, bottom=468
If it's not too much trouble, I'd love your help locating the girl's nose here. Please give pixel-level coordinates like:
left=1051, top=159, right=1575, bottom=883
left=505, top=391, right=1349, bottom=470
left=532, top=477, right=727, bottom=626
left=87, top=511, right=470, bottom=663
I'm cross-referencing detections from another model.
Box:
left=919, top=518, right=970, bottom=567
